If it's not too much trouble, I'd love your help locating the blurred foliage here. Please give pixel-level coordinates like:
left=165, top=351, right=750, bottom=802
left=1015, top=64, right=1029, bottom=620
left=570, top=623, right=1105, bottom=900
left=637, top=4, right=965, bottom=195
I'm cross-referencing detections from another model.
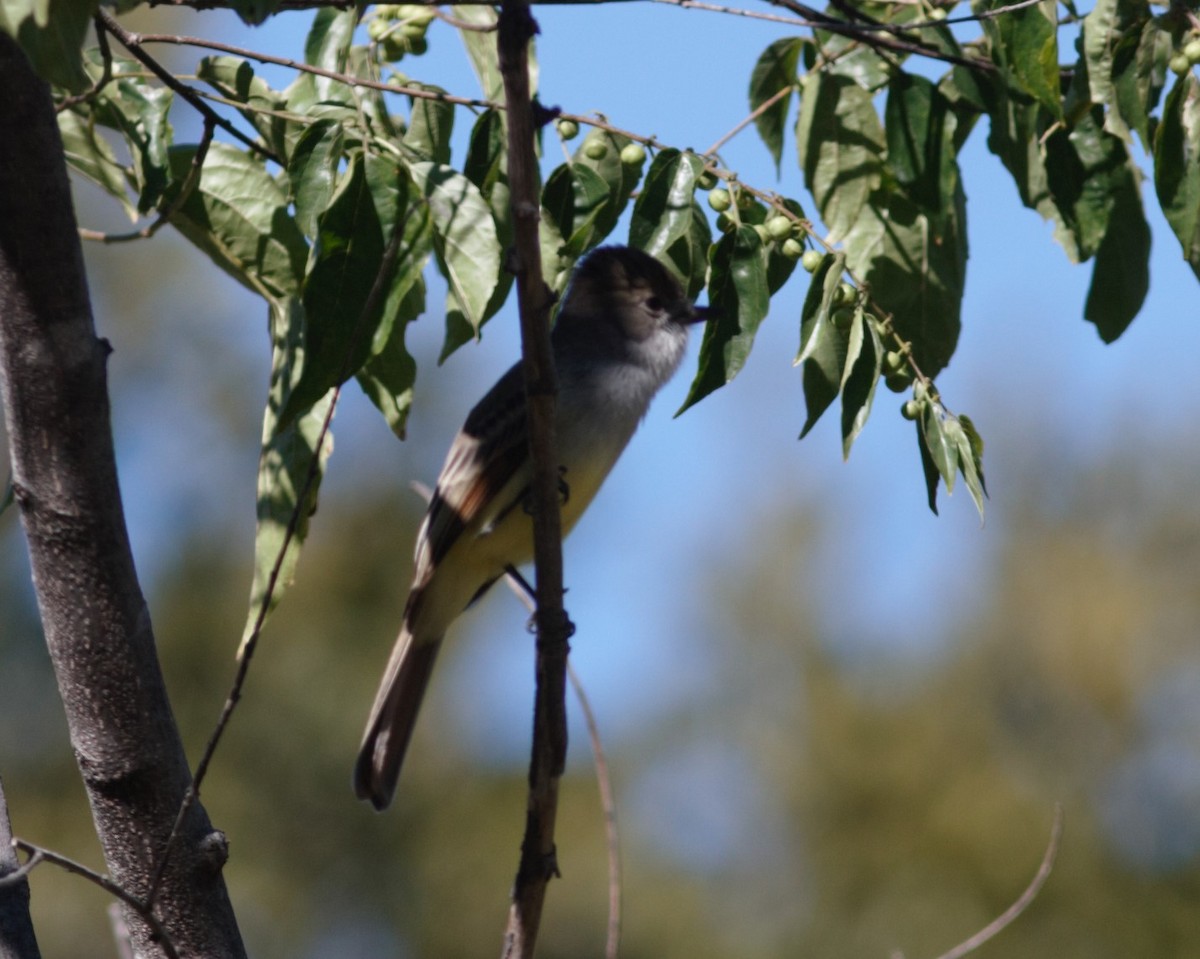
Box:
left=3, top=426, right=1199, bottom=957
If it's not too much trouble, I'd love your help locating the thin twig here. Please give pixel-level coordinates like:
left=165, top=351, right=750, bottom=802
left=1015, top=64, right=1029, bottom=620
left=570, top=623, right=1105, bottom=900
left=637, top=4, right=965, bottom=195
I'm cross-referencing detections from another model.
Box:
left=56, top=15, right=114, bottom=112
left=95, top=10, right=279, bottom=161
left=146, top=213, right=409, bottom=910
left=9, top=839, right=179, bottom=959
left=703, top=84, right=793, bottom=157
left=79, top=115, right=215, bottom=244
left=135, top=32, right=500, bottom=111
left=930, top=805, right=1064, bottom=959
left=765, top=0, right=996, bottom=72
left=566, top=664, right=622, bottom=959
left=497, top=568, right=623, bottom=959
left=435, top=7, right=501, bottom=30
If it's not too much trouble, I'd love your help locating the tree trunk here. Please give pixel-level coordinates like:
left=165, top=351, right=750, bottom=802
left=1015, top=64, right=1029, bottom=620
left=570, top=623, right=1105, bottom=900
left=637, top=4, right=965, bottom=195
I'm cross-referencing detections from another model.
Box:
left=0, top=34, right=246, bottom=959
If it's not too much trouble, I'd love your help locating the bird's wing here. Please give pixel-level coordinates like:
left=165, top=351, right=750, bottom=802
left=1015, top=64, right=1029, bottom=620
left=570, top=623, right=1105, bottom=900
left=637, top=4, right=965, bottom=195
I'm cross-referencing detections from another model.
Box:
left=412, top=362, right=531, bottom=580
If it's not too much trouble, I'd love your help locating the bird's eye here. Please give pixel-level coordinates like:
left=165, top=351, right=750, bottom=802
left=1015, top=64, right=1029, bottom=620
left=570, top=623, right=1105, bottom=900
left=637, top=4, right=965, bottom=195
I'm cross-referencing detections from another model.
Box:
left=645, top=295, right=664, bottom=313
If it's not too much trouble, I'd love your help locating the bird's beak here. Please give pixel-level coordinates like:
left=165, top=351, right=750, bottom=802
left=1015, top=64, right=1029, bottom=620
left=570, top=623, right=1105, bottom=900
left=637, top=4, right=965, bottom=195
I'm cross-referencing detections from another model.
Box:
left=681, top=304, right=716, bottom=326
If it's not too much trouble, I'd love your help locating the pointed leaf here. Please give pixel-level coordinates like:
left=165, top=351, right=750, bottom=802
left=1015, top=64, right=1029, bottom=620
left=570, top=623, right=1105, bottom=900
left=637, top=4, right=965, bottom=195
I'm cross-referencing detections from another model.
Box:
left=840, top=311, right=882, bottom=458
left=410, top=161, right=501, bottom=334
left=57, top=107, right=137, bottom=220
left=166, top=142, right=307, bottom=305
left=749, top=37, right=804, bottom=173
left=1154, top=71, right=1200, bottom=281
left=678, top=227, right=770, bottom=414
left=630, top=149, right=705, bottom=260
left=403, top=84, right=455, bottom=164
left=288, top=119, right=345, bottom=239
left=1084, top=164, right=1149, bottom=341
left=981, top=0, right=1061, bottom=116
left=795, top=72, right=885, bottom=242
left=241, top=297, right=334, bottom=649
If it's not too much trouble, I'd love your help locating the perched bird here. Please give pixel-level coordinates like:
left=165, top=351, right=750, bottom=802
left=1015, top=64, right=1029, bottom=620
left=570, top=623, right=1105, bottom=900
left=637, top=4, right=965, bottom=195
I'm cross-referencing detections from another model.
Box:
left=355, top=245, right=710, bottom=810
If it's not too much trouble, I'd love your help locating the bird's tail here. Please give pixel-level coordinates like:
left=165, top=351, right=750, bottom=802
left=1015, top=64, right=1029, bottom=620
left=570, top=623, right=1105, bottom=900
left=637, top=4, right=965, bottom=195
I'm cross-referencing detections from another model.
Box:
left=354, top=621, right=442, bottom=811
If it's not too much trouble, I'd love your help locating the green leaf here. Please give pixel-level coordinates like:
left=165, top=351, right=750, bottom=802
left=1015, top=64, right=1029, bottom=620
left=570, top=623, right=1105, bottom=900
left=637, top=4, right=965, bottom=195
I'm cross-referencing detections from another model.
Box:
left=541, top=161, right=611, bottom=279
left=663, top=200, right=714, bottom=301
left=1044, top=107, right=1132, bottom=262
left=1080, top=0, right=1150, bottom=141
left=795, top=253, right=850, bottom=437
left=1, top=0, right=93, bottom=91
left=305, top=7, right=355, bottom=93
left=956, top=413, right=987, bottom=519
left=241, top=297, right=334, bottom=650
left=231, top=0, right=282, bottom=26
left=808, top=29, right=892, bottom=93
left=844, top=189, right=965, bottom=377
left=981, top=0, right=1061, bottom=116
left=885, top=73, right=955, bottom=211
left=840, top=311, right=882, bottom=458
left=410, top=161, right=501, bottom=336
left=288, top=119, right=345, bottom=240
left=281, top=153, right=399, bottom=426
left=57, top=107, right=137, bottom=220
left=358, top=276, right=424, bottom=439
left=795, top=72, right=885, bottom=243
left=1084, top=163, right=1149, bottom=341
left=915, top=417, right=940, bottom=514
left=403, top=84, right=455, bottom=164
left=920, top=400, right=958, bottom=492
left=166, top=142, right=307, bottom=305
left=1154, top=71, right=1200, bottom=281
left=678, top=226, right=770, bottom=414
left=630, top=149, right=705, bottom=262
left=196, top=55, right=290, bottom=159
left=749, top=37, right=804, bottom=174
left=571, top=129, right=639, bottom=243
left=92, top=63, right=174, bottom=214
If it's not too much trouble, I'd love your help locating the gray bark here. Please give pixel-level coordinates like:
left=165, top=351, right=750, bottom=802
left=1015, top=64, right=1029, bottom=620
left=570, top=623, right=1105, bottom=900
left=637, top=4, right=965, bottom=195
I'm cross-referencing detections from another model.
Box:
left=0, top=34, right=246, bottom=959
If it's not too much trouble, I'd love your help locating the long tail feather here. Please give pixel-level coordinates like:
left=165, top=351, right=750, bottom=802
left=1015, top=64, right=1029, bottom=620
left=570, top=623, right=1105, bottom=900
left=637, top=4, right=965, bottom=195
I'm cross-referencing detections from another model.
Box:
left=354, top=627, right=442, bottom=811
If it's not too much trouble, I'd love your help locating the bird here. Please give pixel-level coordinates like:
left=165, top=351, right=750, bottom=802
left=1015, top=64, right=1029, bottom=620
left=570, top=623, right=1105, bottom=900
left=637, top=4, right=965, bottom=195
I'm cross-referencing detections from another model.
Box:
left=354, top=245, right=711, bottom=810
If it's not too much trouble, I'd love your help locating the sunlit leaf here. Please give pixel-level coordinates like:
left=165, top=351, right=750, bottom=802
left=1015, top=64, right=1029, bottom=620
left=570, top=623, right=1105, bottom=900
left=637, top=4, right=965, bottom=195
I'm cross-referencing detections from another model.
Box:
left=1154, top=71, right=1200, bottom=281
left=1, top=0, right=92, bottom=91
left=630, top=149, right=705, bottom=261
left=166, top=142, right=307, bottom=305
left=840, top=311, right=882, bottom=458
left=288, top=119, right=345, bottom=240
left=980, top=0, right=1060, bottom=116
left=410, top=160, right=500, bottom=334
left=795, top=72, right=884, bottom=242
left=403, top=84, right=454, bottom=165
left=241, top=296, right=334, bottom=651
left=796, top=253, right=850, bottom=437
left=57, top=107, right=137, bottom=220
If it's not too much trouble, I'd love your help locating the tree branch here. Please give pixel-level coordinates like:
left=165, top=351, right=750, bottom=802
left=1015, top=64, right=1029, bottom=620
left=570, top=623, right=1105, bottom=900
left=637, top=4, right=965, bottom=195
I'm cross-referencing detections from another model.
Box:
left=0, top=33, right=246, bottom=959
left=496, top=1, right=572, bottom=956
left=0, top=777, right=40, bottom=959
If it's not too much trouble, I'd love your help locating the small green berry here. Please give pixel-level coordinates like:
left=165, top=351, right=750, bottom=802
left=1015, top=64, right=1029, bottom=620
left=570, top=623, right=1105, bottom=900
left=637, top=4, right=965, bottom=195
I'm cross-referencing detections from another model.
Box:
left=928, top=7, right=947, bottom=20
left=407, top=35, right=427, bottom=55
left=781, top=237, right=805, bottom=260
left=1170, top=52, right=1191, bottom=75
left=800, top=249, right=823, bottom=273
left=766, top=215, right=793, bottom=240
left=831, top=307, right=855, bottom=331
left=583, top=139, right=608, bottom=160
left=381, top=34, right=408, bottom=60
left=707, top=188, right=732, bottom=212
left=556, top=118, right=580, bottom=140
left=838, top=282, right=856, bottom=305
left=736, top=189, right=754, bottom=210
left=715, top=212, right=737, bottom=234
left=884, top=369, right=913, bottom=393
left=620, top=142, right=647, bottom=166
left=697, top=169, right=718, bottom=191
left=901, top=399, right=921, bottom=420
left=1185, top=38, right=1200, bottom=64
left=883, top=350, right=905, bottom=373
left=368, top=18, right=390, bottom=41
